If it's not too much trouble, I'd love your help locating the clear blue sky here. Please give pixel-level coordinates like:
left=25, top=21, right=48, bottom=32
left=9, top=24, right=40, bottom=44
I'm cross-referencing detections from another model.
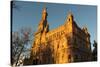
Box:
left=12, top=1, right=97, bottom=48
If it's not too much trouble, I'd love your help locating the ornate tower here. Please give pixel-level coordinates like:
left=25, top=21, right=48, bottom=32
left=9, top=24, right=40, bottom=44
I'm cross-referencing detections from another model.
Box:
left=64, top=11, right=74, bottom=34
left=37, top=7, right=49, bottom=33
left=33, top=7, right=49, bottom=46
left=30, top=7, right=49, bottom=64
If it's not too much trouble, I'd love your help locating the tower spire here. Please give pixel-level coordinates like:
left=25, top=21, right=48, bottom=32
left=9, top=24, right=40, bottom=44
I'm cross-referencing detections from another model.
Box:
left=42, top=7, right=48, bottom=20
left=36, top=6, right=49, bottom=34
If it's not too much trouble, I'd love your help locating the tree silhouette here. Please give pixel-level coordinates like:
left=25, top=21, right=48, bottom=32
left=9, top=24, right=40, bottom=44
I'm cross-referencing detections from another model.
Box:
left=11, top=27, right=33, bottom=66
left=92, top=40, right=97, bottom=61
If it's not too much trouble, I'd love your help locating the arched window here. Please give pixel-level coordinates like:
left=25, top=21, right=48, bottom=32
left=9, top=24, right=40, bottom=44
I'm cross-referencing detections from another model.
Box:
left=69, top=18, right=70, bottom=22
left=68, top=55, right=71, bottom=62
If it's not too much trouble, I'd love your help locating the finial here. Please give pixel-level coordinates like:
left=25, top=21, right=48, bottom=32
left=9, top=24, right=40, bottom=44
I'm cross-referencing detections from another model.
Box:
left=43, top=3, right=46, bottom=8
left=42, top=7, right=47, bottom=13
left=68, top=10, right=73, bottom=17
left=42, top=3, right=47, bottom=12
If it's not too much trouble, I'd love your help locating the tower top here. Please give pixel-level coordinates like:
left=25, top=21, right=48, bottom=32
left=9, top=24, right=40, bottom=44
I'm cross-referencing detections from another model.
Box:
left=68, top=11, right=74, bottom=19
left=42, top=7, right=48, bottom=20
left=65, top=11, right=74, bottom=23
left=82, top=26, right=90, bottom=36
left=42, top=7, right=47, bottom=13
left=36, top=7, right=49, bottom=34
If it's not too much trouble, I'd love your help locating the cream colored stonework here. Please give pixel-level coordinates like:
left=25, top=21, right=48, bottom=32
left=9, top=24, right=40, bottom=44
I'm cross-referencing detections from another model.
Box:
left=30, top=8, right=92, bottom=64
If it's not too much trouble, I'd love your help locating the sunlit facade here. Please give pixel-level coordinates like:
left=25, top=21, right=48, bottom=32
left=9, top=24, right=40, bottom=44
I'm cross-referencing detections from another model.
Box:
left=30, top=7, right=92, bottom=64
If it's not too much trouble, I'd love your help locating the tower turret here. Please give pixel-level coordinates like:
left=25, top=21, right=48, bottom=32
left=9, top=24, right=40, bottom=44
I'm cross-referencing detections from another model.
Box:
left=36, top=7, right=49, bottom=34
left=42, top=7, right=48, bottom=20
left=66, top=11, right=74, bottom=23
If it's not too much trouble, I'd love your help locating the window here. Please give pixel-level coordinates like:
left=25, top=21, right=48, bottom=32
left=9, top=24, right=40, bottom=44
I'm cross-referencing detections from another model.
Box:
left=57, top=45, right=59, bottom=49
left=67, top=37, right=70, bottom=45
left=68, top=55, right=71, bottom=62
left=69, top=18, right=70, bottom=22
left=74, top=36, right=77, bottom=45
left=74, top=55, right=78, bottom=62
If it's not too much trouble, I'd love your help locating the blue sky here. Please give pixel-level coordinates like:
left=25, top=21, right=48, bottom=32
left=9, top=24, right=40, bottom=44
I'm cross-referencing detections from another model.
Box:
left=12, top=1, right=97, bottom=48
